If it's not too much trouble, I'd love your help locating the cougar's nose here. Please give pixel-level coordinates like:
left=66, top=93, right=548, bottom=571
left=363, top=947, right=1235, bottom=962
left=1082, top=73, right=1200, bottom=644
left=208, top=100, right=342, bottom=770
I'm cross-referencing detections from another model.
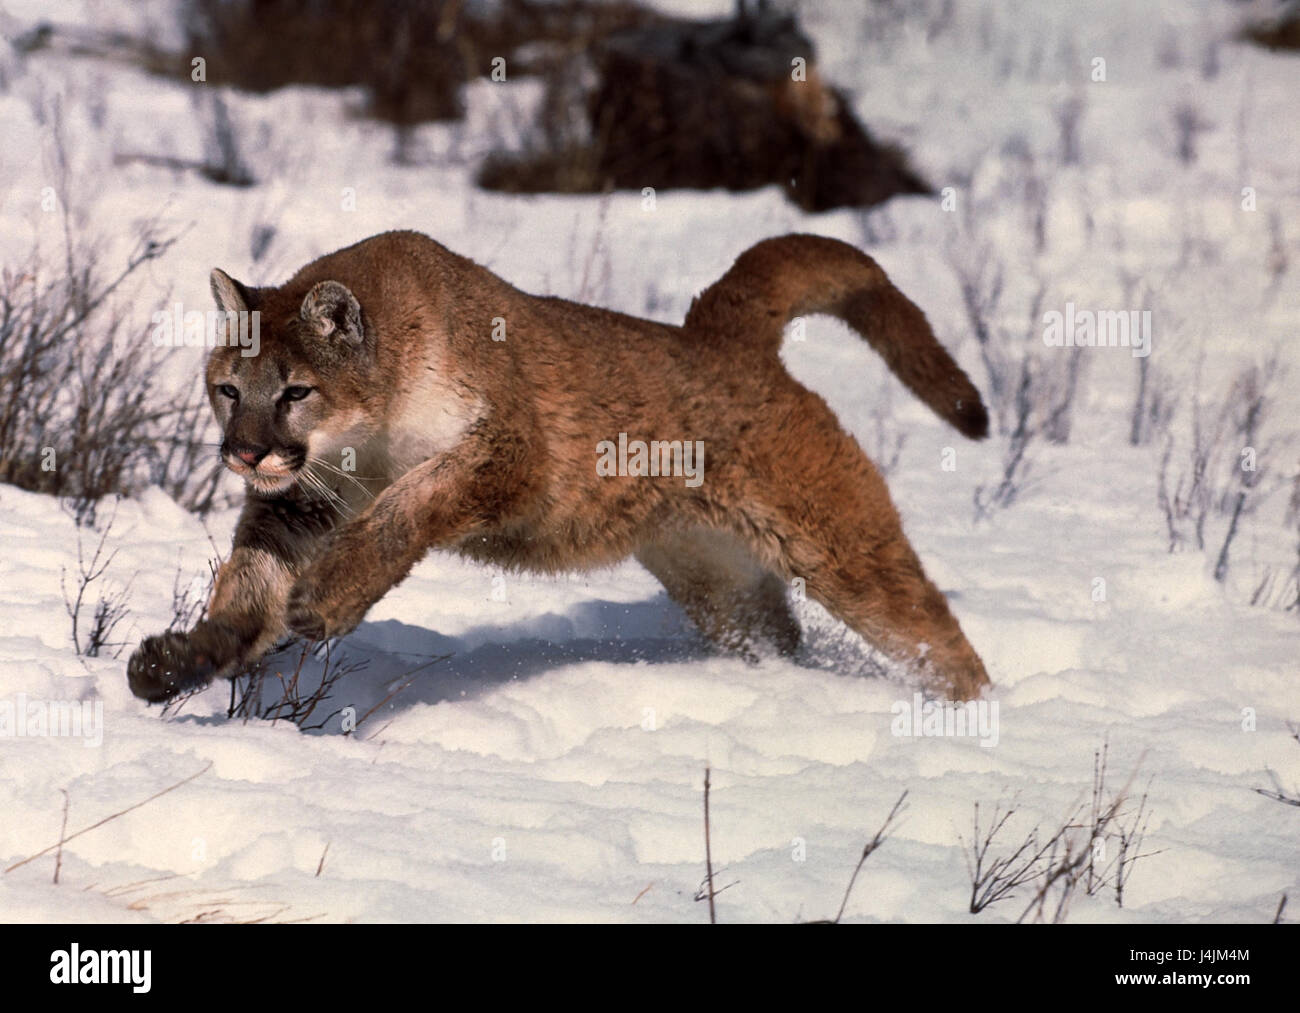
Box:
left=232, top=444, right=269, bottom=467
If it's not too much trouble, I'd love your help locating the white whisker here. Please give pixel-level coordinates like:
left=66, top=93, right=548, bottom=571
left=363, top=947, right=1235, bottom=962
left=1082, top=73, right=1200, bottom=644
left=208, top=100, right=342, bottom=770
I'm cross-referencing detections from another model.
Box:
left=309, top=457, right=380, bottom=501
left=297, top=467, right=352, bottom=517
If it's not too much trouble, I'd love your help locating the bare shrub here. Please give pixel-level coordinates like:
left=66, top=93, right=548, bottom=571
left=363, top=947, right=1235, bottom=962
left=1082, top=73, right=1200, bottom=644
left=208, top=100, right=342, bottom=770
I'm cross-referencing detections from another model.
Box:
left=1251, top=487, right=1300, bottom=612
left=962, top=747, right=1157, bottom=920
left=222, top=643, right=363, bottom=730
left=948, top=242, right=1008, bottom=424
left=0, top=216, right=226, bottom=520
left=1083, top=741, right=1158, bottom=909
left=1157, top=392, right=1225, bottom=553
left=973, top=357, right=1038, bottom=520
left=985, top=135, right=1050, bottom=257
left=1129, top=353, right=1177, bottom=447
left=1249, top=559, right=1300, bottom=613
left=1157, top=358, right=1285, bottom=580
left=59, top=499, right=131, bottom=658
left=1212, top=361, right=1280, bottom=582
left=962, top=795, right=1056, bottom=914
left=949, top=245, right=1089, bottom=520
left=166, top=556, right=218, bottom=634
left=950, top=247, right=1082, bottom=446
left=1124, top=277, right=1177, bottom=447
left=1039, top=343, right=1087, bottom=446
left=1016, top=827, right=1094, bottom=924
left=190, top=643, right=450, bottom=733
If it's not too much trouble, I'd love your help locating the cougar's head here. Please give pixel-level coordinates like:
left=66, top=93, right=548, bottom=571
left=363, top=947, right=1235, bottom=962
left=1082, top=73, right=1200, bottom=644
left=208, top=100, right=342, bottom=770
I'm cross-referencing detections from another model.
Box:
left=205, top=268, right=377, bottom=496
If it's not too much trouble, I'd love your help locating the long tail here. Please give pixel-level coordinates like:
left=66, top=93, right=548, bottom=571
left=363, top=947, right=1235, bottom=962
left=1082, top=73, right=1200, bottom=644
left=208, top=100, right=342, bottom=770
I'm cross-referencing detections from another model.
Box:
left=684, top=234, right=989, bottom=439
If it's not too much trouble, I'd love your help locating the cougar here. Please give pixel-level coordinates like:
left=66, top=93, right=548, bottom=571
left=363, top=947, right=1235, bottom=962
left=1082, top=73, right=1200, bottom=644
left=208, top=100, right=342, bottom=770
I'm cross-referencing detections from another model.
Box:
left=127, top=231, right=992, bottom=704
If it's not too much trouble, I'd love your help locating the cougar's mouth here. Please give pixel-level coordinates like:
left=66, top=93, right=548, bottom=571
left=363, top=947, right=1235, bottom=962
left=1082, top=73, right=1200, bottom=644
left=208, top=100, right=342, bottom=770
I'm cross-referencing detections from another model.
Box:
left=222, top=451, right=303, bottom=495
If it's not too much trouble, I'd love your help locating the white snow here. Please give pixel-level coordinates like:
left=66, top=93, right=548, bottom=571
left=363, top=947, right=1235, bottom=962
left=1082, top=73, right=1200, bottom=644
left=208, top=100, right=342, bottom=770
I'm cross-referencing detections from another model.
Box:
left=0, top=0, right=1296, bottom=922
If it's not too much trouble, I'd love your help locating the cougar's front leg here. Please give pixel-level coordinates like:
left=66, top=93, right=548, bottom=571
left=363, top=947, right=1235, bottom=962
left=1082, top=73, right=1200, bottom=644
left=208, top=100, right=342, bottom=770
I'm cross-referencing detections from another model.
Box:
left=286, top=438, right=521, bottom=642
left=128, top=498, right=336, bottom=702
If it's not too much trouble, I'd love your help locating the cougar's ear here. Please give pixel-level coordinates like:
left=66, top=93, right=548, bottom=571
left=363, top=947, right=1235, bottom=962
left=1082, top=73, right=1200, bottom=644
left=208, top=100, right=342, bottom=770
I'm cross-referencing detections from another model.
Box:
left=210, top=268, right=253, bottom=314
left=300, top=280, right=365, bottom=346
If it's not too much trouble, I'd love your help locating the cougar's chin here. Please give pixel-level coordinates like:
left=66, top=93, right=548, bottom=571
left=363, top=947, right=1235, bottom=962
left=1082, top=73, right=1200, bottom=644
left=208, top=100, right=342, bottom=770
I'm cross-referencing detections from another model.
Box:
left=245, top=470, right=298, bottom=495
left=222, top=453, right=301, bottom=495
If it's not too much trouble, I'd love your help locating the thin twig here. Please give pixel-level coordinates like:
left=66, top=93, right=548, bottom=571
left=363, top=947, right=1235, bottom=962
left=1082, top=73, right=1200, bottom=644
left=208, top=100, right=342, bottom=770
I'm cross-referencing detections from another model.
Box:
left=53, top=789, right=70, bottom=885
left=5, top=762, right=213, bottom=874
left=833, top=790, right=909, bottom=923
left=351, top=654, right=449, bottom=734
left=703, top=766, right=716, bottom=924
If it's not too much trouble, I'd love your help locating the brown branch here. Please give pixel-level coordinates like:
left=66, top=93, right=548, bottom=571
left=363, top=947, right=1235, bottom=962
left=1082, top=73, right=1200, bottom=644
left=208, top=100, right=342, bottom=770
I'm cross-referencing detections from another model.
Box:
left=833, top=790, right=909, bottom=923
left=703, top=766, right=716, bottom=924
left=5, top=762, right=213, bottom=874
left=352, top=653, right=450, bottom=734
left=53, top=789, right=70, bottom=885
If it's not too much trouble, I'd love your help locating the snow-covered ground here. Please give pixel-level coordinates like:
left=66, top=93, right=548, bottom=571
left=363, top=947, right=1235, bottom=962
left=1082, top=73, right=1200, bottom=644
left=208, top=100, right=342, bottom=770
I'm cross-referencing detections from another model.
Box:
left=0, top=0, right=1296, bottom=922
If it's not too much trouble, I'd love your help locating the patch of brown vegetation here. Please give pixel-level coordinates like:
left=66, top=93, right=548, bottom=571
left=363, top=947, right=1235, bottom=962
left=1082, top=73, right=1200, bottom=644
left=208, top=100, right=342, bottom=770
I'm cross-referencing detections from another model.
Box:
left=479, top=8, right=931, bottom=211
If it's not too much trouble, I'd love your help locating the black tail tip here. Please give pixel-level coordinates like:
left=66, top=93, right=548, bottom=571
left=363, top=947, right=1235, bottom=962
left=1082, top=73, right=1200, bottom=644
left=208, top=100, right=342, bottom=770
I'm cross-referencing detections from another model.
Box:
left=954, top=398, right=990, bottom=440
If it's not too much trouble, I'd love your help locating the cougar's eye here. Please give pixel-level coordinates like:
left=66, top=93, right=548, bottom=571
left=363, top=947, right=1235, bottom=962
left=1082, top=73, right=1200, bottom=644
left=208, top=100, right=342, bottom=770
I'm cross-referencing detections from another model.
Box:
left=216, top=384, right=239, bottom=400
left=282, top=386, right=313, bottom=402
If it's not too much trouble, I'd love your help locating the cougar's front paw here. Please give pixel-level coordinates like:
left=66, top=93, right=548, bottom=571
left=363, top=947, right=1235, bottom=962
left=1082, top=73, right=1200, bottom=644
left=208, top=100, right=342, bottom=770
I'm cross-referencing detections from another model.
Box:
left=285, top=575, right=366, bottom=642
left=128, top=632, right=217, bottom=703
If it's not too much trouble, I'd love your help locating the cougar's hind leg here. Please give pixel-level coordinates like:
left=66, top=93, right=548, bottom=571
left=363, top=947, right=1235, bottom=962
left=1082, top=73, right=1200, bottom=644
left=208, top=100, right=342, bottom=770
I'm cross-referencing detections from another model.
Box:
left=636, top=526, right=801, bottom=659
left=728, top=401, right=990, bottom=700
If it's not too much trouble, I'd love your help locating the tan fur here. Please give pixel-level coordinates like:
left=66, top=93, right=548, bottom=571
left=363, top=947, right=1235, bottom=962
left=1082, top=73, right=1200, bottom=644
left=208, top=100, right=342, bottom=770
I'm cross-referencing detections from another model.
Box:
left=128, top=232, right=991, bottom=703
